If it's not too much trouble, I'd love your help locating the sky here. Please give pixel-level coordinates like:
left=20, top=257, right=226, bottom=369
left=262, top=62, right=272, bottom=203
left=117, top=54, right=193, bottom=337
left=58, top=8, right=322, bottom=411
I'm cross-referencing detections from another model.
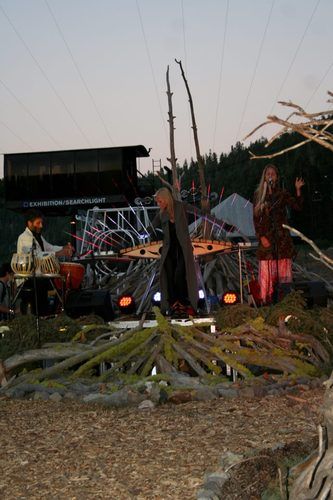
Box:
left=0, top=0, right=332, bottom=178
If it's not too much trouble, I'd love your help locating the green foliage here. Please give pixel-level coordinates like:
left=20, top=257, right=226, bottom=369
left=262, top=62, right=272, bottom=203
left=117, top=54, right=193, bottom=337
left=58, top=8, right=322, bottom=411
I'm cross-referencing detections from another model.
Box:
left=39, top=380, right=66, bottom=389
left=72, top=314, right=106, bottom=326
left=214, top=303, right=259, bottom=329
left=0, top=314, right=80, bottom=360
left=211, top=296, right=331, bottom=378
left=265, top=292, right=333, bottom=357
left=113, top=373, right=145, bottom=385
left=73, top=328, right=154, bottom=377
left=215, top=291, right=333, bottom=366
left=202, top=373, right=230, bottom=385
left=264, top=291, right=308, bottom=325
left=71, top=323, right=113, bottom=342
left=210, top=345, right=253, bottom=378
left=163, top=335, right=176, bottom=364
left=153, top=306, right=172, bottom=333
left=2, top=300, right=331, bottom=383
left=0, top=313, right=107, bottom=360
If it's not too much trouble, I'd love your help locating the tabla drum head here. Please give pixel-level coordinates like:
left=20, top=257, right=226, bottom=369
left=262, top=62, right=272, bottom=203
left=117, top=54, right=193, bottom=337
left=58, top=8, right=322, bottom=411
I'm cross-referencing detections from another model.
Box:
left=11, top=253, right=34, bottom=275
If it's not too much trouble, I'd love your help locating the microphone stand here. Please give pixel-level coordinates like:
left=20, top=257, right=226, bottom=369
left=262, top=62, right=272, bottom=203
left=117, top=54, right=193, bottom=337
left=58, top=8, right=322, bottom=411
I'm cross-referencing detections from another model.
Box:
left=31, top=239, right=41, bottom=347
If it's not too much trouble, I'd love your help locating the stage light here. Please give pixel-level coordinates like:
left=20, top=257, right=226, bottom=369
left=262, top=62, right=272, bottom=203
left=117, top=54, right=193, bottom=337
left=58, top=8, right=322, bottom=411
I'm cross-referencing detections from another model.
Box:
left=197, top=289, right=206, bottom=310
left=152, top=291, right=161, bottom=307
left=117, top=295, right=136, bottom=314
left=221, top=292, right=238, bottom=305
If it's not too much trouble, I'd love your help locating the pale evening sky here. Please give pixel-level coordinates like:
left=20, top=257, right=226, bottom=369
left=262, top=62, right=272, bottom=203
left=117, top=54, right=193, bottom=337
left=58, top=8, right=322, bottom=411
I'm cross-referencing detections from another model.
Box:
left=0, top=0, right=332, bottom=178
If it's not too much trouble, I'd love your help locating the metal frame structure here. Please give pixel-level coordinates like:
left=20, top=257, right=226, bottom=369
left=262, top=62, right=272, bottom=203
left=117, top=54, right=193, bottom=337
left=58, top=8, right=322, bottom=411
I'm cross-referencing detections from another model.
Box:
left=78, top=206, right=158, bottom=257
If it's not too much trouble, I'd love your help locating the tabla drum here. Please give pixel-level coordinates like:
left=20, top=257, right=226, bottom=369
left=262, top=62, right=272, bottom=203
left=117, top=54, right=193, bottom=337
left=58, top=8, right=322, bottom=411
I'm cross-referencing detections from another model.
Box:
left=55, top=262, right=85, bottom=290
left=37, top=253, right=61, bottom=276
left=11, top=253, right=34, bottom=276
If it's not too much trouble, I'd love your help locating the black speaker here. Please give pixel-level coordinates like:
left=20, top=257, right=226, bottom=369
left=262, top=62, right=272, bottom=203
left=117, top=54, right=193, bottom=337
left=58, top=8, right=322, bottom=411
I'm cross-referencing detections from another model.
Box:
left=65, top=289, right=114, bottom=321
left=276, top=281, right=328, bottom=308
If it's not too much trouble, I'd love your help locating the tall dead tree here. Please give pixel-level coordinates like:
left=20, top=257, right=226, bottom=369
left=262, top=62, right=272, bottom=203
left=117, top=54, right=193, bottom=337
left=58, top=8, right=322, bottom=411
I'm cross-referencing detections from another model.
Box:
left=165, top=65, right=181, bottom=198
left=175, top=59, right=210, bottom=234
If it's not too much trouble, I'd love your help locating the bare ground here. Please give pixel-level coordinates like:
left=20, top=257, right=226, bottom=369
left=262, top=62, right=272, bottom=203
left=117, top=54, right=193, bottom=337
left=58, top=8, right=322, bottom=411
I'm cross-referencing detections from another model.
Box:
left=0, top=386, right=325, bottom=499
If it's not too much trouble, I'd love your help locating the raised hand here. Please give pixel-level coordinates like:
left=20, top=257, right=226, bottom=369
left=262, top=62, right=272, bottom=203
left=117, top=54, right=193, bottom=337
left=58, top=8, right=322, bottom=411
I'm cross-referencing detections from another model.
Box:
left=295, top=177, right=305, bottom=192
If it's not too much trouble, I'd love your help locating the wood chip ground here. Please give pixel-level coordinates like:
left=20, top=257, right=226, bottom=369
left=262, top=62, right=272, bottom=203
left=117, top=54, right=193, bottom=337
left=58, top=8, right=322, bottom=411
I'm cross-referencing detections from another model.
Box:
left=0, top=386, right=325, bottom=499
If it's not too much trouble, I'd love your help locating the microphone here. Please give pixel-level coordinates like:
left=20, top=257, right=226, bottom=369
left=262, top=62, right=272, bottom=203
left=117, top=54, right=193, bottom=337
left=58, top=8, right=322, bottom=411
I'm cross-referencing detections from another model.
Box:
left=31, top=238, right=37, bottom=270
left=268, top=177, right=273, bottom=186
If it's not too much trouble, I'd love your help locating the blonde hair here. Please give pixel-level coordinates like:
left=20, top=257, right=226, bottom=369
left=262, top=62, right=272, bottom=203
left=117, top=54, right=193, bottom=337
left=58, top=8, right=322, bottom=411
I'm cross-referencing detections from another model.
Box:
left=254, top=164, right=279, bottom=215
left=154, top=187, right=175, bottom=220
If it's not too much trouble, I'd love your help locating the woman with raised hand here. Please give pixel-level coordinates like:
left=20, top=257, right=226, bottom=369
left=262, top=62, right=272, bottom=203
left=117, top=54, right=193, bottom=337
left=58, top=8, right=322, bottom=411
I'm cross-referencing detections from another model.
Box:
left=253, top=164, right=305, bottom=305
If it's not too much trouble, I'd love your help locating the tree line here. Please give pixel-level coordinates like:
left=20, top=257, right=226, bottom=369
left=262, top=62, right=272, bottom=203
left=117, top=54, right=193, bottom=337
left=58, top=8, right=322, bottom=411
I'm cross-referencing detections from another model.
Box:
left=140, top=132, right=333, bottom=245
left=0, top=130, right=331, bottom=265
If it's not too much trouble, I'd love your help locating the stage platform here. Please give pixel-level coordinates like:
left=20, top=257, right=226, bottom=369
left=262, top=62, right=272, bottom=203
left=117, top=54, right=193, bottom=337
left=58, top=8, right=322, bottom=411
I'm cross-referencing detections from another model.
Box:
left=110, top=316, right=216, bottom=329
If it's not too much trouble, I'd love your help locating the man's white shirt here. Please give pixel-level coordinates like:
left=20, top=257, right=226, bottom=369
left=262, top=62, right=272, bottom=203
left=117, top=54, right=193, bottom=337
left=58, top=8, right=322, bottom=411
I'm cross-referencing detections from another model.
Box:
left=17, top=227, right=62, bottom=257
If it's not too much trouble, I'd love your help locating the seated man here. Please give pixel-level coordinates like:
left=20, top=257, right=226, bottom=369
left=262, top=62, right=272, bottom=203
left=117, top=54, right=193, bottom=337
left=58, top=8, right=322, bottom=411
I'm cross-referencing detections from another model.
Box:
left=17, top=209, right=74, bottom=315
left=17, top=209, right=73, bottom=258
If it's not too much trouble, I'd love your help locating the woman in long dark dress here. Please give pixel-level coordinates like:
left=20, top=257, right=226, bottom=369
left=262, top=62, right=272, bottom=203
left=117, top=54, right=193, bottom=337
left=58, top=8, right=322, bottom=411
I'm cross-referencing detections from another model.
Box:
left=253, top=164, right=305, bottom=305
left=151, top=188, right=198, bottom=315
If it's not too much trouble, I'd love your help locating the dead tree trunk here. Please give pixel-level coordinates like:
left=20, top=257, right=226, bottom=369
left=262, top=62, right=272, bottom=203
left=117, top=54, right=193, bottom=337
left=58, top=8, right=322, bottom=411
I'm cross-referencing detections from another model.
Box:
left=175, top=59, right=210, bottom=235
left=166, top=65, right=180, bottom=197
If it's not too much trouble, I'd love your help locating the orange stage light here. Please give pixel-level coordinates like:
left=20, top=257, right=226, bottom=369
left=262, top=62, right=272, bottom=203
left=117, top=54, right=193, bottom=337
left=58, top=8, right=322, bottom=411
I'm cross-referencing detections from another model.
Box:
left=222, top=292, right=238, bottom=305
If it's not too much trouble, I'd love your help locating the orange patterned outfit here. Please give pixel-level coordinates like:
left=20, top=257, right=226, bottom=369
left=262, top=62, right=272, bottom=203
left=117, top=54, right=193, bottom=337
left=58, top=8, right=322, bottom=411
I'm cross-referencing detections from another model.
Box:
left=253, top=188, right=303, bottom=304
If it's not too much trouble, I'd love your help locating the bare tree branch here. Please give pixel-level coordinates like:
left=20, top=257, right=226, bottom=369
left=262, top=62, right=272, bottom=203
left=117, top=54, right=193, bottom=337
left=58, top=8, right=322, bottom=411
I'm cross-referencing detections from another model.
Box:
left=175, top=58, right=210, bottom=227
left=244, top=90, right=333, bottom=159
left=283, top=223, right=333, bottom=270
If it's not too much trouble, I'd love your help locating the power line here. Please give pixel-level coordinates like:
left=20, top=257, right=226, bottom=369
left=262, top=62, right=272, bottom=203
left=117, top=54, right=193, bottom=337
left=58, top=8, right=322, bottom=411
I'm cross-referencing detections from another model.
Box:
left=235, top=0, right=275, bottom=143
left=0, top=4, right=92, bottom=146
left=212, top=0, right=229, bottom=153
left=0, top=77, right=61, bottom=148
left=0, top=117, right=33, bottom=151
left=269, top=0, right=322, bottom=115
left=44, top=0, right=115, bottom=146
left=135, top=0, right=168, bottom=145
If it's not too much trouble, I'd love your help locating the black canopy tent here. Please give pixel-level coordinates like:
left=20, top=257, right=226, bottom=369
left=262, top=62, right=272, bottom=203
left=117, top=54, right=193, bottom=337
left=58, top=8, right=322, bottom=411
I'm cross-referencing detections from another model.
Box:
left=4, top=144, right=150, bottom=215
